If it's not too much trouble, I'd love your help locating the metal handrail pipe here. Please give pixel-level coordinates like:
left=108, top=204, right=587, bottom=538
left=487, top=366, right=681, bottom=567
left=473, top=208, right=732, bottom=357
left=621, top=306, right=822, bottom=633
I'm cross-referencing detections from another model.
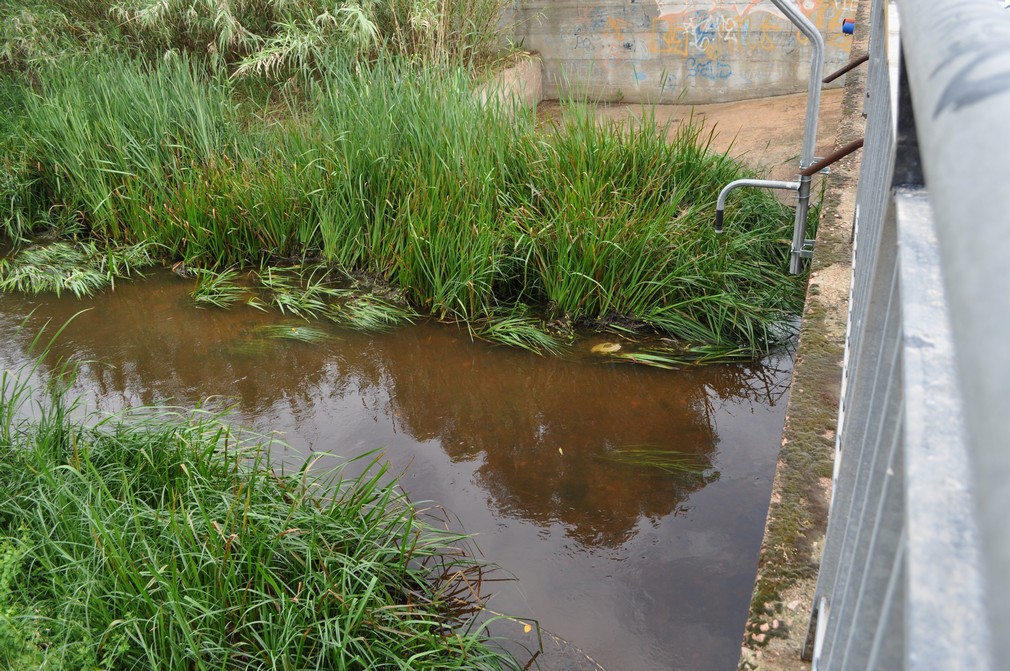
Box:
left=766, top=0, right=826, bottom=274
left=710, top=0, right=824, bottom=273
left=822, top=53, right=869, bottom=84
left=788, top=176, right=813, bottom=274
left=768, top=0, right=825, bottom=169
left=714, top=179, right=800, bottom=232
left=894, top=0, right=1010, bottom=666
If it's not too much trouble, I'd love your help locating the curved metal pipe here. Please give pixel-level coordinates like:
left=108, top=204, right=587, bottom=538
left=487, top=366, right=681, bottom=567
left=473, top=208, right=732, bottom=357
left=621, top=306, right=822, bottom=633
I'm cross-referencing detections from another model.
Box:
left=769, top=0, right=825, bottom=170
left=771, top=1, right=827, bottom=273
left=708, top=1, right=826, bottom=271
left=714, top=179, right=801, bottom=232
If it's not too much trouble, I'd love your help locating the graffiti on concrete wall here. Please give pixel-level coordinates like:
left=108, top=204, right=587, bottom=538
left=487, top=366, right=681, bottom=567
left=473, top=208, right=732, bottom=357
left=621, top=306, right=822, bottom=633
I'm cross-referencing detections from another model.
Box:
left=538, top=0, right=856, bottom=93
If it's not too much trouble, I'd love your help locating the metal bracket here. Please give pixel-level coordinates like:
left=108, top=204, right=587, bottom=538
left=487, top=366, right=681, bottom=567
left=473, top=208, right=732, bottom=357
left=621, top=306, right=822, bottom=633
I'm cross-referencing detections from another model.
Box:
left=806, top=159, right=832, bottom=175
left=794, top=239, right=816, bottom=261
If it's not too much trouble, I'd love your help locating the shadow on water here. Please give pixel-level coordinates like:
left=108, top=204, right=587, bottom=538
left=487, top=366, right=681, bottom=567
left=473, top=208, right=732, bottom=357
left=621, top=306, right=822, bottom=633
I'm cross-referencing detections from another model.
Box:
left=0, top=270, right=792, bottom=671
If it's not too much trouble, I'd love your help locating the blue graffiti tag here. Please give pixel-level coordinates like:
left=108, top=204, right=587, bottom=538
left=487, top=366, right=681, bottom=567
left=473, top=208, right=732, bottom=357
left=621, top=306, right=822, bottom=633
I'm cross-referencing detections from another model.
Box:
left=685, top=57, right=733, bottom=80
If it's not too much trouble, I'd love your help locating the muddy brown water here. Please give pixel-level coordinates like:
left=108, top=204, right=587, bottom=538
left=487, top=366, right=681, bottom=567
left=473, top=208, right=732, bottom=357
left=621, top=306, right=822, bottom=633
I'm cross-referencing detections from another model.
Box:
left=0, top=270, right=791, bottom=671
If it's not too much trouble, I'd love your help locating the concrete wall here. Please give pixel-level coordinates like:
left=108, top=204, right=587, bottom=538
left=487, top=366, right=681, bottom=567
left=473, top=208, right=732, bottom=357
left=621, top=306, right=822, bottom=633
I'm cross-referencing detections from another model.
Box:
left=507, top=0, right=856, bottom=103
left=475, top=56, right=543, bottom=109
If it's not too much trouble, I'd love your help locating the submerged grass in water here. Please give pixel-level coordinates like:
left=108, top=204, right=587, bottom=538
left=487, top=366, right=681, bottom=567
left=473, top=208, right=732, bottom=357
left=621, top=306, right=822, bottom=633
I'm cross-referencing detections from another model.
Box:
left=190, top=267, right=247, bottom=308
left=190, top=265, right=418, bottom=332
left=608, top=342, right=760, bottom=368
left=251, top=322, right=333, bottom=342
left=0, top=355, right=523, bottom=670
left=471, top=313, right=568, bottom=356
left=596, top=447, right=716, bottom=478
left=258, top=266, right=335, bottom=320
left=326, top=292, right=418, bottom=332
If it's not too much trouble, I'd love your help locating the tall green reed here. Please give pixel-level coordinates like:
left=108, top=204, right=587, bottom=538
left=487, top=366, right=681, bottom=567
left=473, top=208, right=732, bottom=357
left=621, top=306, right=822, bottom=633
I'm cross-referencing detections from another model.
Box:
left=19, top=54, right=236, bottom=243
left=7, top=53, right=804, bottom=356
left=0, top=359, right=523, bottom=670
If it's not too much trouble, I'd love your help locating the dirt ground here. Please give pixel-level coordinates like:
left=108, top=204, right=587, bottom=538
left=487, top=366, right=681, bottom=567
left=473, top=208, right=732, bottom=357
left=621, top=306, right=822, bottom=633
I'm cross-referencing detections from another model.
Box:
left=542, top=87, right=845, bottom=183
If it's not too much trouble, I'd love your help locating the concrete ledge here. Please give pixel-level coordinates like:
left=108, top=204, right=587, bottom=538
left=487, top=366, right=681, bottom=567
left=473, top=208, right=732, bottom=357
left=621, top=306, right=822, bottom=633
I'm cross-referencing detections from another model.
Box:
left=476, top=55, right=543, bottom=111
left=738, top=0, right=869, bottom=668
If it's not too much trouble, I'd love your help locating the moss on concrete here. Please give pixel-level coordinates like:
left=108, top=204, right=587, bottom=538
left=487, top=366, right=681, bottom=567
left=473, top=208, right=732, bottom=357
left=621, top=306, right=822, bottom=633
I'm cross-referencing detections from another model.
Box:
left=739, top=2, right=870, bottom=668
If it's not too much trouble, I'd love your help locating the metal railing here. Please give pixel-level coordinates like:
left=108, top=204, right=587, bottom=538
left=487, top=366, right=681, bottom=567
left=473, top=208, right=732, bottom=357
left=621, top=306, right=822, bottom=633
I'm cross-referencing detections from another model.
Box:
left=714, top=0, right=824, bottom=274
left=803, top=0, right=1010, bottom=668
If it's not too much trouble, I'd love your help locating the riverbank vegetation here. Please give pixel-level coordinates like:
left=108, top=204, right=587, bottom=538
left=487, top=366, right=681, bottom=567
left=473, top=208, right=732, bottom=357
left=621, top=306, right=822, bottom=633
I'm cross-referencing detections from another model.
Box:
left=0, top=349, right=524, bottom=670
left=0, top=0, right=807, bottom=359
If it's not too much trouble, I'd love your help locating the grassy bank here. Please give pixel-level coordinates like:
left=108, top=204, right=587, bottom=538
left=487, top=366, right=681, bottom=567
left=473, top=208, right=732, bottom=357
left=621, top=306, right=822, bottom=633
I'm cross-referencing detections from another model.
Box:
left=0, top=353, right=523, bottom=670
left=0, top=0, right=807, bottom=357
left=0, top=52, right=803, bottom=356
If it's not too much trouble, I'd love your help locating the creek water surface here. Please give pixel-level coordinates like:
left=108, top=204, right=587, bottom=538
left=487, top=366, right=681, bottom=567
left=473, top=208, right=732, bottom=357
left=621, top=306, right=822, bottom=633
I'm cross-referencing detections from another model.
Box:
left=0, top=270, right=791, bottom=671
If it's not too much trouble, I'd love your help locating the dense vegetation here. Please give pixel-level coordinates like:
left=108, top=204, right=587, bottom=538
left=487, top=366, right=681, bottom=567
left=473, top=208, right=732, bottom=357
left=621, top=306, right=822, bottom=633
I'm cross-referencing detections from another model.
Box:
left=0, top=340, right=524, bottom=670
left=0, top=0, right=806, bottom=359
left=0, top=2, right=809, bottom=667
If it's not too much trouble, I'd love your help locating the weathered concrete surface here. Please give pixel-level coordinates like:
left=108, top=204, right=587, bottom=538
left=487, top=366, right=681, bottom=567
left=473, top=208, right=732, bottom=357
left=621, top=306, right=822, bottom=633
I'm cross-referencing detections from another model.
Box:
left=508, top=0, right=856, bottom=104
left=477, top=54, right=544, bottom=109
left=738, top=0, right=867, bottom=668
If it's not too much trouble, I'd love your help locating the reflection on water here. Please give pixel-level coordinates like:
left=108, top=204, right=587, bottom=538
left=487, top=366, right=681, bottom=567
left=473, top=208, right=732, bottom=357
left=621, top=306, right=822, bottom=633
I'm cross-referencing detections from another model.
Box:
left=0, top=270, right=791, bottom=671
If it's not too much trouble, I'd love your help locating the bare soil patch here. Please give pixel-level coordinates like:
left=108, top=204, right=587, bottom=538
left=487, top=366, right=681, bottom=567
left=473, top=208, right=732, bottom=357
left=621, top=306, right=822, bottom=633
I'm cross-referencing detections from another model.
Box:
left=541, top=88, right=845, bottom=183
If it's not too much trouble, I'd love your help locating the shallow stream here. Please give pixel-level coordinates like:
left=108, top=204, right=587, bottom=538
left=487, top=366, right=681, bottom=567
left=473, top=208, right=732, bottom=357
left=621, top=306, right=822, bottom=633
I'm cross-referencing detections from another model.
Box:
left=0, top=270, right=791, bottom=671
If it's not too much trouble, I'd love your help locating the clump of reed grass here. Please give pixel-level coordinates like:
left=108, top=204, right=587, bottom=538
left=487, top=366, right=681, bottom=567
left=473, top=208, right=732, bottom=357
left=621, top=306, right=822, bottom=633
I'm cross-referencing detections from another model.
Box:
left=190, top=267, right=247, bottom=308
left=472, top=312, right=567, bottom=356
left=257, top=266, right=338, bottom=320
left=0, top=0, right=117, bottom=79
left=0, top=363, right=524, bottom=670
left=4, top=54, right=806, bottom=357
left=108, top=0, right=514, bottom=78
left=606, top=341, right=758, bottom=369
left=326, top=291, right=418, bottom=332
left=0, top=240, right=155, bottom=297
left=192, top=265, right=417, bottom=331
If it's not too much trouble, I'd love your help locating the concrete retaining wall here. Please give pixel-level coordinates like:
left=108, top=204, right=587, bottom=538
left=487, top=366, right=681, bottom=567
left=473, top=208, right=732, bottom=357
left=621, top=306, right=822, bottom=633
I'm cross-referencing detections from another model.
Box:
left=507, top=0, right=856, bottom=103
left=476, top=55, right=544, bottom=109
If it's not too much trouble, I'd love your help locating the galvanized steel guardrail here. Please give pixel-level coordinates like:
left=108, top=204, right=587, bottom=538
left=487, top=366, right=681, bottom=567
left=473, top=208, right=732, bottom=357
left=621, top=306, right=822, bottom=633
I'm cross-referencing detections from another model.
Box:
left=803, top=0, right=1010, bottom=669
